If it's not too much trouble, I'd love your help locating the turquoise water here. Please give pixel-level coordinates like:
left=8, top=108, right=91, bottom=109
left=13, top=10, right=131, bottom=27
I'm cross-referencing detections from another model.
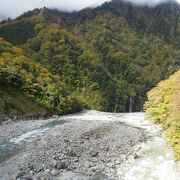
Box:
left=0, top=119, right=68, bottom=163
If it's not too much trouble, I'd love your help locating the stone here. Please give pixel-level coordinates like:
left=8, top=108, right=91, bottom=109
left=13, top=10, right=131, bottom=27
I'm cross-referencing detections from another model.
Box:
left=44, top=169, right=50, bottom=174
left=74, top=158, right=79, bottom=162
left=16, top=171, right=26, bottom=178
left=84, top=162, right=90, bottom=168
left=106, top=163, right=114, bottom=168
left=90, top=150, right=98, bottom=157
left=40, top=176, right=47, bottom=180
left=36, top=165, right=44, bottom=172
left=10, top=175, right=16, bottom=180
left=50, top=169, right=59, bottom=176
left=134, top=153, right=139, bottom=159
left=51, top=159, right=57, bottom=167
left=64, top=139, right=69, bottom=143
left=91, top=165, right=104, bottom=173
left=56, top=161, right=67, bottom=170
left=68, top=149, right=76, bottom=157
left=29, top=170, right=34, bottom=175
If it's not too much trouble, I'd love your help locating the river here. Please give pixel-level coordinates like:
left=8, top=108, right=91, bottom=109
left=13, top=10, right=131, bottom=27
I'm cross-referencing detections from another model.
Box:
left=0, top=111, right=179, bottom=179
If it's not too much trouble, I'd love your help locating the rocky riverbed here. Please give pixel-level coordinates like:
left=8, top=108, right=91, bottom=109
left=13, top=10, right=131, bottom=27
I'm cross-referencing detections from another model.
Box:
left=0, top=119, right=55, bottom=144
left=0, top=111, right=146, bottom=180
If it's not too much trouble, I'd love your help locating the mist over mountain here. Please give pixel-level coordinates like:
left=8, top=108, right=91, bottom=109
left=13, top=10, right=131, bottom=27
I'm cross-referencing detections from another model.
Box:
left=126, top=0, right=175, bottom=6
left=0, top=0, right=179, bottom=20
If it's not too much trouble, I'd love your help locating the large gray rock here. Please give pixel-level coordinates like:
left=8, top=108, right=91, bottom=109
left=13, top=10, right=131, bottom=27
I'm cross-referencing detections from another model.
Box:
left=50, top=169, right=59, bottom=176
left=56, top=161, right=67, bottom=170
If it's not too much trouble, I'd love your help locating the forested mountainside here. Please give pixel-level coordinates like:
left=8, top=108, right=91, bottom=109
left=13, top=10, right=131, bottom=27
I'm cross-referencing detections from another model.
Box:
left=0, top=0, right=179, bottom=117
left=0, top=38, right=83, bottom=121
left=145, top=70, right=180, bottom=160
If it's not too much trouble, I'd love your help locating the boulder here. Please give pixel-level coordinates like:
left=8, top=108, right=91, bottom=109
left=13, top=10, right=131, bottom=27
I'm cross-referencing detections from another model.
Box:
left=56, top=161, right=67, bottom=170
left=50, top=169, right=59, bottom=176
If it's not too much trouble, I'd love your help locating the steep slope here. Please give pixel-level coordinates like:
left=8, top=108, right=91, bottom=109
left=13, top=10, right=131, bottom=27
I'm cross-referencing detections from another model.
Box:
left=69, top=0, right=180, bottom=111
left=0, top=87, right=48, bottom=122
left=98, top=0, right=180, bottom=44
left=0, top=15, right=46, bottom=45
left=35, top=1, right=180, bottom=111
left=0, top=0, right=179, bottom=112
left=0, top=38, right=82, bottom=120
left=72, top=11, right=180, bottom=111
left=22, top=23, right=128, bottom=111
left=145, top=70, right=180, bottom=160
left=37, top=0, right=180, bottom=44
left=0, top=17, right=128, bottom=112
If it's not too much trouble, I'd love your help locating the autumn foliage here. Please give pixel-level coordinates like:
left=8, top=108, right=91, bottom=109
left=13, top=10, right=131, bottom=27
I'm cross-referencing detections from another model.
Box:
left=145, top=70, right=180, bottom=160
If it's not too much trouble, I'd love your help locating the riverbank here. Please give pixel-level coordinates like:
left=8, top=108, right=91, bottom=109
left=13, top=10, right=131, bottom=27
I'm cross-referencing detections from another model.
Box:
left=0, top=119, right=52, bottom=143
left=1, top=111, right=179, bottom=180
left=0, top=111, right=146, bottom=180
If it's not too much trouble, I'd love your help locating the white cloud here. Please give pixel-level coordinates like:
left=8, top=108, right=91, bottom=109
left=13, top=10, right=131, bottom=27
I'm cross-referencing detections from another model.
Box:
left=126, top=0, right=173, bottom=6
left=0, top=0, right=108, bottom=20
left=0, top=0, right=179, bottom=21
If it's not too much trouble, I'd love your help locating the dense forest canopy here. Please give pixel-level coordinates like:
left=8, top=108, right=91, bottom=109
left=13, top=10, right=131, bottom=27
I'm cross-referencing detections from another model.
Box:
left=0, top=38, right=83, bottom=119
left=0, top=0, right=179, bottom=117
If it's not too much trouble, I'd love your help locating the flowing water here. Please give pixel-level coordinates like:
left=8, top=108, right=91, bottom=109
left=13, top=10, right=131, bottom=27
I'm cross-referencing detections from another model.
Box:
left=120, top=136, right=180, bottom=180
left=0, top=120, right=69, bottom=163
left=59, top=111, right=180, bottom=179
left=116, top=113, right=180, bottom=180
left=0, top=111, right=179, bottom=180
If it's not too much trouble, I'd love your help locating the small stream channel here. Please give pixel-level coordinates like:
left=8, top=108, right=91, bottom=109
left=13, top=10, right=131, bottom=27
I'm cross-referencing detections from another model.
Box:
left=0, top=120, right=69, bottom=163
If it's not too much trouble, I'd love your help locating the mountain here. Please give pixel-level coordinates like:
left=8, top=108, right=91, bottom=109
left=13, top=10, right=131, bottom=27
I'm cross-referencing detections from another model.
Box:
left=0, top=38, right=83, bottom=121
left=0, top=0, right=179, bottom=117
left=0, top=19, right=127, bottom=119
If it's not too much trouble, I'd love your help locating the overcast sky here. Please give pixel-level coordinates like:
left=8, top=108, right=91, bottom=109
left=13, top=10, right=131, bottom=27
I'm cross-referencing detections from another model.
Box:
left=0, top=0, right=179, bottom=20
